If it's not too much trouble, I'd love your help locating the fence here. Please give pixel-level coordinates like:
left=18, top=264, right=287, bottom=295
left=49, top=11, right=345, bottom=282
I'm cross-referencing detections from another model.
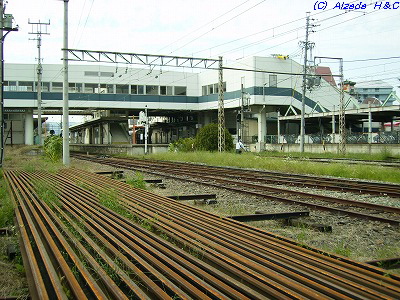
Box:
left=264, top=131, right=400, bottom=145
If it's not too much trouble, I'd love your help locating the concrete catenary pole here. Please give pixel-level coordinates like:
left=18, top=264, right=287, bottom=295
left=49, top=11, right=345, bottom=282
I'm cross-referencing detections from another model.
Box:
left=300, top=13, right=310, bottom=153
left=62, top=0, right=70, bottom=166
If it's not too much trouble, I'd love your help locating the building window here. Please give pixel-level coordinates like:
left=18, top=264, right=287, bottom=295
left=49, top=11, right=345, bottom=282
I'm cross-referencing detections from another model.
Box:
left=107, top=84, right=114, bottom=93
left=208, top=84, right=214, bottom=94
left=40, top=82, right=50, bottom=92
left=138, top=85, right=144, bottom=94
left=19, top=81, right=34, bottom=92
left=52, top=82, right=63, bottom=92
left=175, top=86, right=187, bottom=96
left=160, top=86, right=173, bottom=95
left=100, top=72, right=114, bottom=77
left=69, top=83, right=83, bottom=93
left=146, top=85, right=159, bottom=95
left=4, top=81, right=17, bottom=91
left=84, top=83, right=97, bottom=93
left=131, top=85, right=138, bottom=94
left=375, top=88, right=379, bottom=92
left=214, top=83, right=218, bottom=93
left=84, top=71, right=99, bottom=77
left=202, top=85, right=207, bottom=96
left=116, top=84, right=129, bottom=94
left=375, top=94, right=379, bottom=99
left=269, top=75, right=277, bottom=87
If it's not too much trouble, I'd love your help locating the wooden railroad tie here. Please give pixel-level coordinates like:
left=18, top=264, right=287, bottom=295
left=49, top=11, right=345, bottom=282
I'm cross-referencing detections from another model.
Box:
left=228, top=211, right=310, bottom=222
left=167, top=194, right=217, bottom=205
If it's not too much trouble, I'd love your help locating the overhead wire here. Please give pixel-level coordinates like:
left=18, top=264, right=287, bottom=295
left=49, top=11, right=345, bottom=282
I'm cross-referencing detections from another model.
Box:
left=169, top=0, right=268, bottom=55
left=157, top=0, right=253, bottom=53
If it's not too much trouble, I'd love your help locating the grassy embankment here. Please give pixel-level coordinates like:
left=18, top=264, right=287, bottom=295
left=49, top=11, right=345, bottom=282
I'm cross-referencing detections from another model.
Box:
left=133, top=151, right=400, bottom=184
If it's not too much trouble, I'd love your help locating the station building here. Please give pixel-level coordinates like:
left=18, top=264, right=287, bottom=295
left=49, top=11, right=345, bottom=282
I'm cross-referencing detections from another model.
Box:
left=4, top=55, right=400, bottom=151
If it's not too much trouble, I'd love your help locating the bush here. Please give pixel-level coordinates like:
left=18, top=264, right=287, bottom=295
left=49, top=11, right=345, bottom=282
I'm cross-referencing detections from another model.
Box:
left=168, top=138, right=196, bottom=152
left=195, top=123, right=234, bottom=152
left=44, top=136, right=63, bottom=162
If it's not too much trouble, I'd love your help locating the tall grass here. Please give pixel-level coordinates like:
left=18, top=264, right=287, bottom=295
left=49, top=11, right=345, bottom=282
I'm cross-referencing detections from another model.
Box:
left=135, top=151, right=400, bottom=184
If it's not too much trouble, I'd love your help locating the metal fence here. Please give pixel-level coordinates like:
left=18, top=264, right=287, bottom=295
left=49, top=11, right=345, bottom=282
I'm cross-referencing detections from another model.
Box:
left=264, top=131, right=400, bottom=144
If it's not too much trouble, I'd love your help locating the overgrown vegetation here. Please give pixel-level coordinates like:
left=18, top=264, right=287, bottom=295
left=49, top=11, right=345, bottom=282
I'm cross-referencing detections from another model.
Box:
left=98, top=189, right=134, bottom=220
left=258, top=148, right=400, bottom=161
left=44, top=135, right=63, bottom=162
left=169, top=123, right=234, bottom=152
left=140, top=151, right=400, bottom=184
left=33, top=180, right=61, bottom=209
left=4, top=145, right=63, bottom=173
left=168, top=138, right=196, bottom=152
left=194, top=123, right=234, bottom=152
left=0, top=170, right=14, bottom=227
left=126, top=172, right=147, bottom=190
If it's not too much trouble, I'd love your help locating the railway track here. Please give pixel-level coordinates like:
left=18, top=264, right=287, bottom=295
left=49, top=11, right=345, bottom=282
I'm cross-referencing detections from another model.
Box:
left=4, top=168, right=400, bottom=299
left=72, top=154, right=400, bottom=225
left=72, top=153, right=400, bottom=198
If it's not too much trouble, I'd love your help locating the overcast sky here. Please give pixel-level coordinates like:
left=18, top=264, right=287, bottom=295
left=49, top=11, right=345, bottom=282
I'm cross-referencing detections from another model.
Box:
left=5, top=0, right=400, bottom=91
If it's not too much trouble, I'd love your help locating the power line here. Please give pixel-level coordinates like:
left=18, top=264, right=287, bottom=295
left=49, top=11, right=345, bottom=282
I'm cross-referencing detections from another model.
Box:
left=157, top=0, right=252, bottom=53
left=344, top=56, right=400, bottom=63
left=171, top=0, right=268, bottom=55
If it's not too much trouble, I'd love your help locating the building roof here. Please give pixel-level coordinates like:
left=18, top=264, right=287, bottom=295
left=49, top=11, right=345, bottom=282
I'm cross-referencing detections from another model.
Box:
left=315, top=66, right=337, bottom=87
left=354, top=80, right=393, bottom=89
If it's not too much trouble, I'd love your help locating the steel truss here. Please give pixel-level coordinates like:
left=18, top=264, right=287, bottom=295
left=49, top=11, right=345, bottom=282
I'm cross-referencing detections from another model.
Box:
left=63, top=49, right=226, bottom=152
left=64, top=48, right=220, bottom=70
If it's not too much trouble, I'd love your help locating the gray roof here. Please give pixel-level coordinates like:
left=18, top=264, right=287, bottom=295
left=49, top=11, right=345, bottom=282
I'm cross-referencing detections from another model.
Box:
left=355, top=80, right=393, bottom=89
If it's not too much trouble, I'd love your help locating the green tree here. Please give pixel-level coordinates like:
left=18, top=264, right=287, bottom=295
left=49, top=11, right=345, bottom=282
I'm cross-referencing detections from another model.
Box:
left=195, top=123, right=233, bottom=152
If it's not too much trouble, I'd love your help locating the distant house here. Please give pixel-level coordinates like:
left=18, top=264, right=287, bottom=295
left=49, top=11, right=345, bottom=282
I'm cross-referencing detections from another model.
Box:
left=354, top=80, right=398, bottom=106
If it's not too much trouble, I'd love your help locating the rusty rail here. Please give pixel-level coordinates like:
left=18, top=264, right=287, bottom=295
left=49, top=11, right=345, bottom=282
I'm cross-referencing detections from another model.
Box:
left=72, top=154, right=400, bottom=225
left=5, top=168, right=400, bottom=299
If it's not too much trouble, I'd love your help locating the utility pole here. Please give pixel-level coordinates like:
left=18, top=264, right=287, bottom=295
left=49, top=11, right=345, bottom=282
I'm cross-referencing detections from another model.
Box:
left=62, top=0, right=70, bottom=166
left=0, top=0, right=18, bottom=168
left=28, top=19, right=50, bottom=146
left=299, top=12, right=314, bottom=153
left=217, top=56, right=225, bottom=152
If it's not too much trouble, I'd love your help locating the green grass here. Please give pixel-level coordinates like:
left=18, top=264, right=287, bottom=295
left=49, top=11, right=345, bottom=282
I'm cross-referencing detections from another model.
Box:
left=97, top=189, right=134, bottom=220
left=32, top=180, right=61, bottom=209
left=130, top=151, right=400, bottom=184
left=126, top=172, right=147, bottom=190
left=0, top=171, right=14, bottom=227
left=257, top=148, right=399, bottom=161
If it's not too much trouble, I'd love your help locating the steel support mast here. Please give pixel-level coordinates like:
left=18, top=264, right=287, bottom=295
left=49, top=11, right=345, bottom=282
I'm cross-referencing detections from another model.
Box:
left=218, top=56, right=225, bottom=152
left=62, top=0, right=70, bottom=166
left=28, top=20, right=50, bottom=146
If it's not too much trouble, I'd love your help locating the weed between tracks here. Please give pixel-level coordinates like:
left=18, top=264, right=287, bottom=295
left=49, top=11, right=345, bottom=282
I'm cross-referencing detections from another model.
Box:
left=32, top=180, right=61, bottom=209
left=126, top=172, right=147, bottom=190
